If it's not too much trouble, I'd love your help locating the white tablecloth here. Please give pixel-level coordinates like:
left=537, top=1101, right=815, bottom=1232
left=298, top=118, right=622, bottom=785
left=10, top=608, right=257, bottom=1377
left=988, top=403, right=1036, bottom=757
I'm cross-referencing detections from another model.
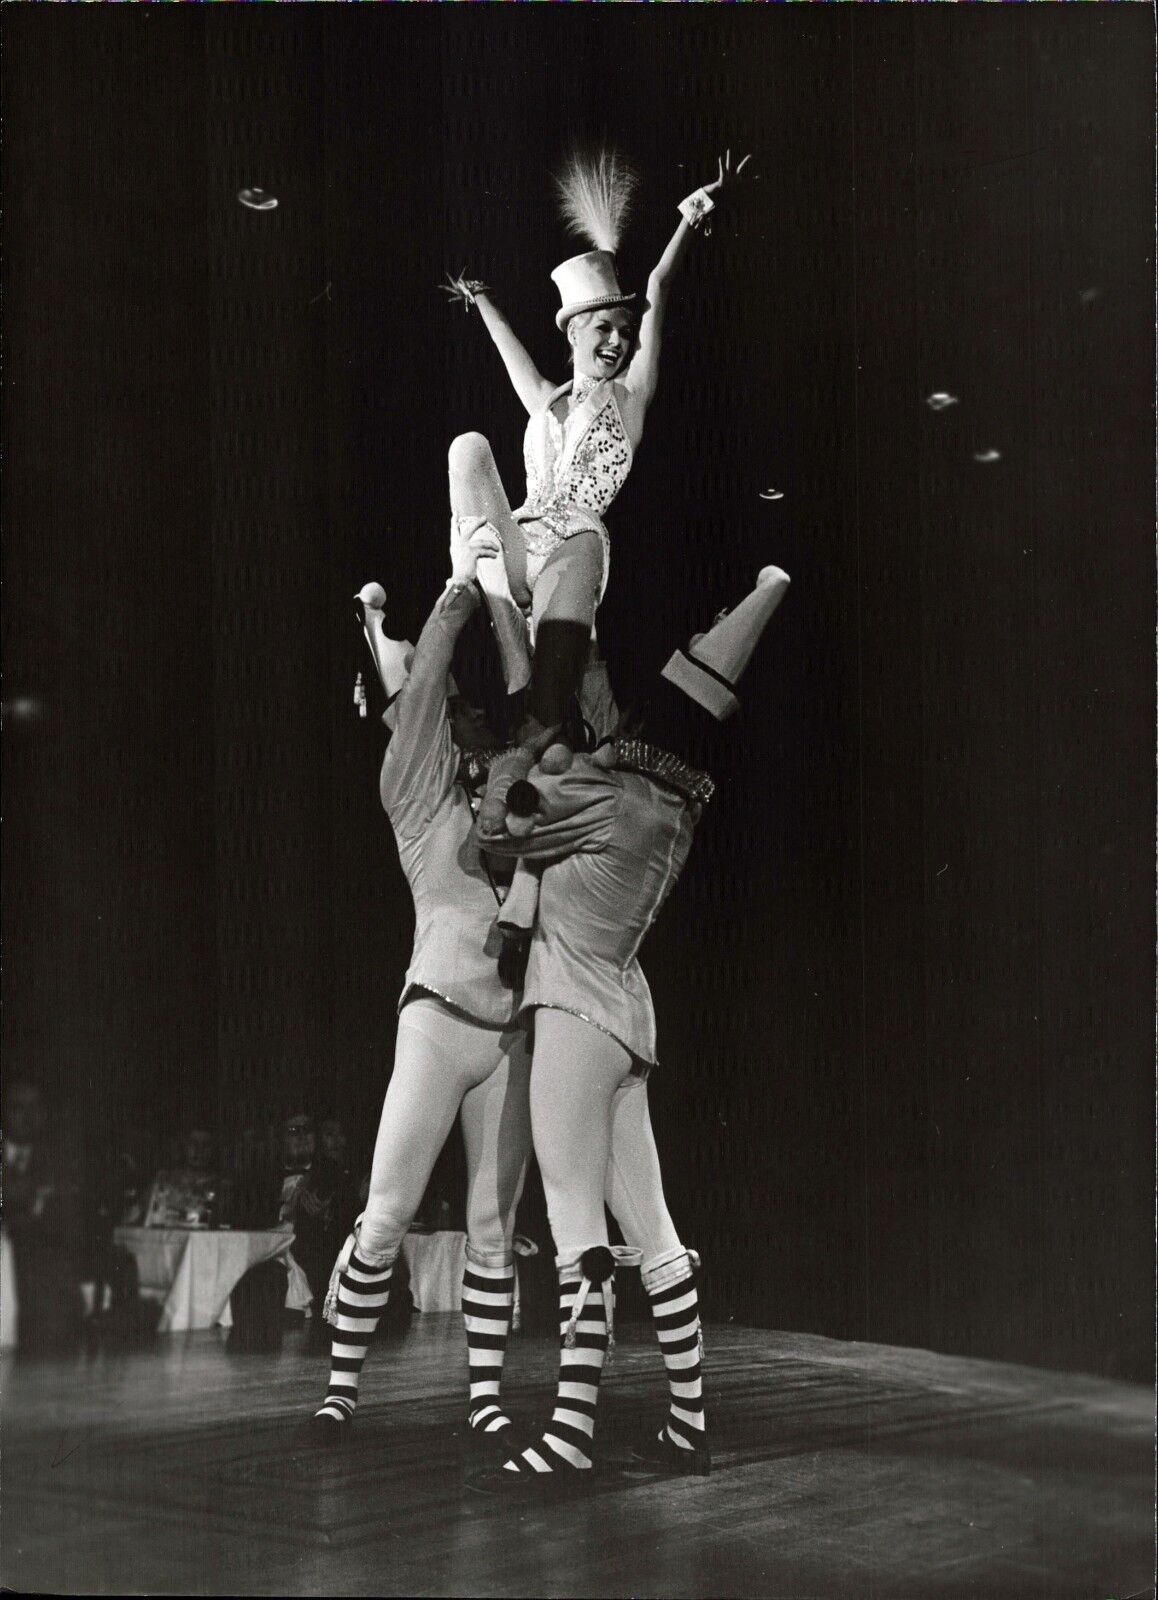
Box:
left=401, top=1231, right=467, bottom=1313
left=0, top=1231, right=17, bottom=1350
left=113, top=1226, right=300, bottom=1333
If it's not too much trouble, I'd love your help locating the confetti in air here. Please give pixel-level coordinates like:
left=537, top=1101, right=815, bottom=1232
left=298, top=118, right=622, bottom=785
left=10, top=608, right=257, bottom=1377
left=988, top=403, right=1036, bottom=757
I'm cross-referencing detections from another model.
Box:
left=926, top=392, right=959, bottom=411
left=238, top=188, right=278, bottom=212
left=759, top=489, right=784, bottom=501
left=973, top=449, right=1002, bottom=464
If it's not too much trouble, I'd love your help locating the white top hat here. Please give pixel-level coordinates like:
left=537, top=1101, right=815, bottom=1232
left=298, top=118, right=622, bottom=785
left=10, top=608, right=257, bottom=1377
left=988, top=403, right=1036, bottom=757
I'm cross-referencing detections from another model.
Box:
left=551, top=250, right=636, bottom=330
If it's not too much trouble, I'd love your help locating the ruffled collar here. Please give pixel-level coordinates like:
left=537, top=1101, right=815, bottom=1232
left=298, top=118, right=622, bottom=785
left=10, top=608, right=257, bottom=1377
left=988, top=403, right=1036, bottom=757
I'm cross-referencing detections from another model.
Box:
left=611, top=739, right=715, bottom=805
left=459, top=740, right=714, bottom=806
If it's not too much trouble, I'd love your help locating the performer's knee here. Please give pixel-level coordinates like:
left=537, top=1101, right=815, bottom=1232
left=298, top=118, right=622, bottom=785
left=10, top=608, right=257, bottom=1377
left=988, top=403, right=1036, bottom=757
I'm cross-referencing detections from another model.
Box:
left=465, top=1239, right=514, bottom=1270
left=447, top=430, right=494, bottom=480
left=641, top=1245, right=695, bottom=1296
left=358, top=1194, right=410, bottom=1264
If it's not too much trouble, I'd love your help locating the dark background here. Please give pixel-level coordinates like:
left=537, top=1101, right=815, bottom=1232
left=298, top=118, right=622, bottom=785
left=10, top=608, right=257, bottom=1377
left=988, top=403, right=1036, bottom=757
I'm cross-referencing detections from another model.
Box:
left=4, top=7, right=1153, bottom=1380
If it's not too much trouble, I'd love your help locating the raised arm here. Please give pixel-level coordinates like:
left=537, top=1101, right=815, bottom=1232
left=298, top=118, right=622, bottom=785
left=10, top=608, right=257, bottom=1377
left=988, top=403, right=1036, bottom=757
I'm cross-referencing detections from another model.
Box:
left=380, top=518, right=500, bottom=828
left=620, top=151, right=756, bottom=437
left=443, top=275, right=555, bottom=417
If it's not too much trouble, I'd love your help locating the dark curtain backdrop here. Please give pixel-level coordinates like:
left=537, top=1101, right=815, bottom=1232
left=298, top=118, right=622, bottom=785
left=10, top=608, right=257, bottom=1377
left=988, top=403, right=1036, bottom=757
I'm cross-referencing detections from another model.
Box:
left=4, top=8, right=1152, bottom=1381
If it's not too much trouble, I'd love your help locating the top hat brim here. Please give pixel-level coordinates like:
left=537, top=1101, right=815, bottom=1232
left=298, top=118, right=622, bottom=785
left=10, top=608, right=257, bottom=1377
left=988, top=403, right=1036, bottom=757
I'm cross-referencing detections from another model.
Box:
left=556, top=292, right=637, bottom=331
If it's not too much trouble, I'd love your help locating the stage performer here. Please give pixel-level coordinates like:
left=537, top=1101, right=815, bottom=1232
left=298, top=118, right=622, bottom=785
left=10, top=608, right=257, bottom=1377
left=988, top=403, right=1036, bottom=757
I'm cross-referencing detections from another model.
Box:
left=468, top=565, right=791, bottom=1492
left=441, top=147, right=756, bottom=827
left=306, top=517, right=535, bottom=1454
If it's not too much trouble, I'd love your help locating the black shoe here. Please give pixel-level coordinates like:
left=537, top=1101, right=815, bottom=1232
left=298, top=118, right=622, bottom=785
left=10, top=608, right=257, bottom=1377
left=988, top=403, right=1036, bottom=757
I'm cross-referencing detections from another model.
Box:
left=464, top=1460, right=599, bottom=1497
left=296, top=1412, right=353, bottom=1449
left=630, top=1427, right=711, bottom=1477
left=467, top=1418, right=531, bottom=1462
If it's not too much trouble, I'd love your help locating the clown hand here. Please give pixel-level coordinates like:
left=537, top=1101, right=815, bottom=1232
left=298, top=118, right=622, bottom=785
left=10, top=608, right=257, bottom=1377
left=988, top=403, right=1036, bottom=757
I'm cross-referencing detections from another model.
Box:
left=450, top=516, right=503, bottom=587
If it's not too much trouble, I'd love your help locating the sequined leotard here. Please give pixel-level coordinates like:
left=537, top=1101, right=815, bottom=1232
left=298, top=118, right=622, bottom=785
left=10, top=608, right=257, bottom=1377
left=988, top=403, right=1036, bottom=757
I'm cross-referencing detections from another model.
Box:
left=512, top=378, right=633, bottom=597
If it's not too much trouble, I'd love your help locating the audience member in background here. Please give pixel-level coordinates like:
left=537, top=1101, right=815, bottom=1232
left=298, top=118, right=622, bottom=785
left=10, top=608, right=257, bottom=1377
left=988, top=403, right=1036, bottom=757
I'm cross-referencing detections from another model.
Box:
left=231, top=1110, right=314, bottom=1228
left=225, top=1110, right=316, bottom=1353
left=2, top=1079, right=86, bottom=1356
left=277, top=1111, right=317, bottom=1223
left=293, top=1115, right=360, bottom=1349
left=318, top=1116, right=353, bottom=1175
left=142, top=1126, right=228, bottom=1228
left=111, top=1123, right=160, bottom=1226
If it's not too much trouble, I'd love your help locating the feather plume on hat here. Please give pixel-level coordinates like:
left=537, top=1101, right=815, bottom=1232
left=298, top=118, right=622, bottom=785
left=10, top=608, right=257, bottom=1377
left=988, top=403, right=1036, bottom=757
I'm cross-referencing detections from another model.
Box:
left=550, top=148, right=640, bottom=329
left=554, top=147, right=639, bottom=253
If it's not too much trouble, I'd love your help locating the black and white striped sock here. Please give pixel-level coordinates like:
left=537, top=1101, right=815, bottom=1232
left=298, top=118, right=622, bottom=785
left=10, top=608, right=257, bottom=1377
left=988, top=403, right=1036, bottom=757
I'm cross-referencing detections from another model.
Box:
left=642, top=1247, right=706, bottom=1451
left=314, top=1245, right=394, bottom=1425
left=462, top=1250, right=516, bottom=1437
left=501, top=1251, right=612, bottom=1476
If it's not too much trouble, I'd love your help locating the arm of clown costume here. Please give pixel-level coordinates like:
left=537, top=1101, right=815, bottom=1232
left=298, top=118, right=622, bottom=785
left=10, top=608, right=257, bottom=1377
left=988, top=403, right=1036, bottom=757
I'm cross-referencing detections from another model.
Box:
left=476, top=758, right=623, bottom=862
left=379, top=581, right=481, bottom=838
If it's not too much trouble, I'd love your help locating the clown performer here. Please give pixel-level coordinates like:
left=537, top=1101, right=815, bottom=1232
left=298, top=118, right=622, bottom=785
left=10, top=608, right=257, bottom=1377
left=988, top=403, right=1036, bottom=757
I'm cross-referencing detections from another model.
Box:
left=305, top=516, right=538, bottom=1455
left=467, top=564, right=791, bottom=1493
left=441, top=147, right=757, bottom=828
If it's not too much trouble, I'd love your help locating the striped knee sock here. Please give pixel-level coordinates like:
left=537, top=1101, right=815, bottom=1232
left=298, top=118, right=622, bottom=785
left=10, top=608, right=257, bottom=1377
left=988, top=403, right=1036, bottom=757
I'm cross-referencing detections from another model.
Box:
left=642, top=1247, right=706, bottom=1451
left=501, top=1249, right=613, bottom=1476
left=314, top=1242, right=394, bottom=1425
left=462, top=1250, right=516, bottom=1437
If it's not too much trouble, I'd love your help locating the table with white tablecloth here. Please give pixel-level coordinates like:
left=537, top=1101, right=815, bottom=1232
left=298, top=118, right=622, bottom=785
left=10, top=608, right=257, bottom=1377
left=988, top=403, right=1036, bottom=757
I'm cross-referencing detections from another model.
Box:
left=112, top=1225, right=309, bottom=1333
left=0, top=1230, right=18, bottom=1350
left=109, top=1225, right=503, bottom=1328
left=401, top=1230, right=468, bottom=1312
left=399, top=1231, right=521, bottom=1322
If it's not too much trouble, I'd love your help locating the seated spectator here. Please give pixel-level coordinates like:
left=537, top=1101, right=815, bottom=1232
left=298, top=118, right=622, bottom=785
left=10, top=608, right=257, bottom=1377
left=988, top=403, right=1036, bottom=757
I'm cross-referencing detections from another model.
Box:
left=318, top=1116, right=352, bottom=1173
left=225, top=1111, right=315, bottom=1354
left=278, top=1111, right=317, bottom=1222
left=230, top=1110, right=314, bottom=1230
left=142, top=1126, right=229, bottom=1229
left=292, top=1115, right=359, bottom=1350
left=2, top=1079, right=86, bottom=1356
left=226, top=1109, right=407, bottom=1351
left=111, top=1123, right=160, bottom=1227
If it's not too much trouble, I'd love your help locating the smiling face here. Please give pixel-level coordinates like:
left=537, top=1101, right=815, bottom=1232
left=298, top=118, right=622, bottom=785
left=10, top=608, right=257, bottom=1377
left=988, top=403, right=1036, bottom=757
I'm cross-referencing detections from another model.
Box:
left=567, top=307, right=636, bottom=381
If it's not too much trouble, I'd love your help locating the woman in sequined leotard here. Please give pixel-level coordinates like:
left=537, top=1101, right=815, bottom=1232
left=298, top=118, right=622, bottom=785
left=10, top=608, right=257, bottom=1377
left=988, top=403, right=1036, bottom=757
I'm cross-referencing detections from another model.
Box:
left=447, top=308, right=642, bottom=681
left=444, top=151, right=755, bottom=825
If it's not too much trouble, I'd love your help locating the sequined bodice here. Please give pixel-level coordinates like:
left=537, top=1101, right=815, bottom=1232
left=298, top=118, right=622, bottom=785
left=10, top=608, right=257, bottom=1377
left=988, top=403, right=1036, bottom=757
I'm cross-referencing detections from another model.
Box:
left=518, top=381, right=633, bottom=549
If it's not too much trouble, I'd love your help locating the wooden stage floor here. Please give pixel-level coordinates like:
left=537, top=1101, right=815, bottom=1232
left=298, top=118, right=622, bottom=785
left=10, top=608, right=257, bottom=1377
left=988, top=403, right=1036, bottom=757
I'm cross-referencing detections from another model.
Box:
left=2, top=1317, right=1152, bottom=1599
